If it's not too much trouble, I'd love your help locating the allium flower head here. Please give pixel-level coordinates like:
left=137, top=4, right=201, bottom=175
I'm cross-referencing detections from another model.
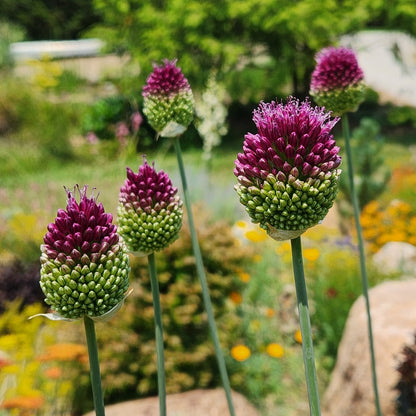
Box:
left=118, top=158, right=183, bottom=255
left=40, top=186, right=130, bottom=320
left=310, top=46, right=366, bottom=115
left=142, top=59, right=194, bottom=137
left=234, top=97, right=341, bottom=241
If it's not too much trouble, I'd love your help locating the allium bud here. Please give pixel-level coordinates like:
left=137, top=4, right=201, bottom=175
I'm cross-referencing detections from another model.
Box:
left=39, top=186, right=130, bottom=320
left=234, top=97, right=342, bottom=241
left=117, top=158, right=183, bottom=255
left=310, top=46, right=366, bottom=115
left=142, top=59, right=194, bottom=137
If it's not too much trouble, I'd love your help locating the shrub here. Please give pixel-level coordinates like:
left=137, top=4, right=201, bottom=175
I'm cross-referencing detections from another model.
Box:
left=395, top=332, right=416, bottom=416
left=0, top=259, right=43, bottom=312
left=338, top=117, right=390, bottom=220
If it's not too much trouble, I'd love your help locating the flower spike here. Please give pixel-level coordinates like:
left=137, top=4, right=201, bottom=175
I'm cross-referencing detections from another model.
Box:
left=310, top=46, right=366, bottom=115
left=142, top=59, right=194, bottom=137
left=39, top=185, right=130, bottom=320
left=234, top=97, right=341, bottom=240
left=117, top=157, right=183, bottom=255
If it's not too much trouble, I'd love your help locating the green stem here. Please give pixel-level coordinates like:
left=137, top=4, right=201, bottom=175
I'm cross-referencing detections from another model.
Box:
left=147, top=252, right=167, bottom=416
left=342, top=113, right=382, bottom=416
left=290, top=237, right=321, bottom=416
left=173, top=137, right=236, bottom=416
left=84, top=316, right=106, bottom=416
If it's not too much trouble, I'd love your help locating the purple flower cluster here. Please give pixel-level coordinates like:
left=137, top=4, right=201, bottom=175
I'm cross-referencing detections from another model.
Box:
left=118, top=158, right=183, bottom=254
left=40, top=186, right=130, bottom=319
left=310, top=47, right=364, bottom=92
left=142, top=59, right=194, bottom=137
left=143, top=59, right=191, bottom=98
left=235, top=97, right=341, bottom=240
left=310, top=46, right=366, bottom=115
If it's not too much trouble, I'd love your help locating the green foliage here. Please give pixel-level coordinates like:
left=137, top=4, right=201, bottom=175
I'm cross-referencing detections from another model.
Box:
left=338, top=117, right=391, bottom=218
left=88, top=0, right=406, bottom=97
left=0, top=20, right=25, bottom=68
left=1, top=0, right=102, bottom=40
left=82, top=95, right=133, bottom=139
left=388, top=105, right=416, bottom=128
left=71, top=213, right=254, bottom=412
left=0, top=77, right=82, bottom=177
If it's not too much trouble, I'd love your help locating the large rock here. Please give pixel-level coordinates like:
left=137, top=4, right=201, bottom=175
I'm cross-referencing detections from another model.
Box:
left=323, top=279, right=416, bottom=416
left=84, top=389, right=260, bottom=416
left=373, top=242, right=416, bottom=275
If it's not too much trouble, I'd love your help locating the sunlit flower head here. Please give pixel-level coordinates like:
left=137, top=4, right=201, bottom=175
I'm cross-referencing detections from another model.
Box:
left=231, top=344, right=251, bottom=362
left=118, top=157, right=183, bottom=255
left=294, top=329, right=303, bottom=344
left=142, top=59, right=194, bottom=137
left=310, top=46, right=366, bottom=115
left=266, top=343, right=284, bottom=358
left=40, top=186, right=130, bottom=320
left=234, top=97, right=341, bottom=241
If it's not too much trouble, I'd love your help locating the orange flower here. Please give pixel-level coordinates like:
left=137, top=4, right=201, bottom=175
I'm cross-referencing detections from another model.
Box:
left=294, top=329, right=302, bottom=344
left=229, top=291, right=243, bottom=305
left=44, top=366, right=62, bottom=379
left=265, top=308, right=275, bottom=318
left=266, top=343, right=284, bottom=358
left=37, top=343, right=87, bottom=363
left=1, top=395, right=44, bottom=410
left=231, top=345, right=251, bottom=362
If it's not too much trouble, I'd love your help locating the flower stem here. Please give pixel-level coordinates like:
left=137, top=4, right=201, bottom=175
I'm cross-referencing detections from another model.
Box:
left=290, top=236, right=321, bottom=416
left=84, top=316, right=106, bottom=416
left=147, top=252, right=167, bottom=416
left=173, top=136, right=236, bottom=416
left=342, top=113, right=382, bottom=416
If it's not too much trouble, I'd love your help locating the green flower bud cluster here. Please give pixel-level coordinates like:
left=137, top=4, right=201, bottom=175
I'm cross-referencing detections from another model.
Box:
left=40, top=242, right=129, bottom=319
left=236, top=169, right=341, bottom=240
left=40, top=186, right=130, bottom=320
left=310, top=83, right=366, bottom=116
left=118, top=161, right=183, bottom=255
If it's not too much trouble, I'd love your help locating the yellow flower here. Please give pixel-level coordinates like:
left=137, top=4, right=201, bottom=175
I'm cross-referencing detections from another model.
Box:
left=229, top=291, right=243, bottom=305
left=244, top=228, right=267, bottom=243
left=266, top=343, right=284, bottom=358
left=294, top=329, right=302, bottom=344
left=237, top=270, right=251, bottom=283
left=303, top=248, right=320, bottom=262
left=235, top=220, right=248, bottom=228
left=231, top=345, right=251, bottom=362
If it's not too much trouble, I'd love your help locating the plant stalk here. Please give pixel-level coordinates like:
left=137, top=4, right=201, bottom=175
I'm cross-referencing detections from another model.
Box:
left=342, top=113, right=382, bottom=416
left=147, top=252, right=167, bottom=416
left=84, top=316, right=106, bottom=416
left=173, top=136, right=236, bottom=416
left=290, top=236, right=321, bottom=416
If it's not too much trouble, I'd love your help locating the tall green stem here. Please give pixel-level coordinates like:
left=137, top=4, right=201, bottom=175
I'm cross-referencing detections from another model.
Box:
left=84, top=316, right=106, bottom=416
left=147, top=252, right=167, bottom=416
left=342, top=113, right=382, bottom=416
left=173, top=137, right=236, bottom=416
left=290, top=237, right=321, bottom=416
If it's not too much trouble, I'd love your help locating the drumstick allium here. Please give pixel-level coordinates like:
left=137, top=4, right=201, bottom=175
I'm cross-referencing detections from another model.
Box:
left=234, top=97, right=341, bottom=241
